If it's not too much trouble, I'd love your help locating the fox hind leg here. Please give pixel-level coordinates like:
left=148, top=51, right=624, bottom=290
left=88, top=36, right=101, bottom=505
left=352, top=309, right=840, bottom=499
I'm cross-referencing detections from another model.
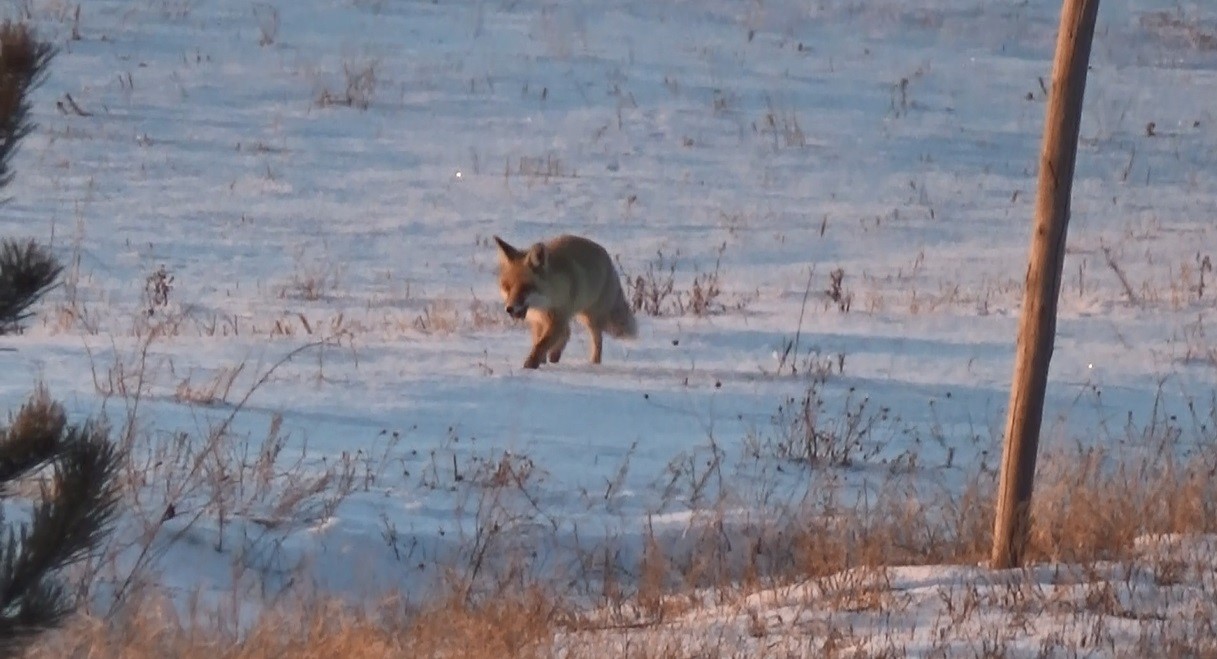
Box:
left=579, top=314, right=604, bottom=365
left=547, top=321, right=571, bottom=363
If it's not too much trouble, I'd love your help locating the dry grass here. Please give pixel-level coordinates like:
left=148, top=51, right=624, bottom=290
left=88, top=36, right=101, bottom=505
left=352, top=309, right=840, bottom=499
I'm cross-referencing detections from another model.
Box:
left=22, top=431, right=1217, bottom=658
left=26, top=588, right=563, bottom=659
left=1140, top=9, right=1217, bottom=51
left=315, top=57, right=379, bottom=110
left=504, top=152, right=576, bottom=184
left=26, top=597, right=409, bottom=659
left=412, top=298, right=509, bottom=335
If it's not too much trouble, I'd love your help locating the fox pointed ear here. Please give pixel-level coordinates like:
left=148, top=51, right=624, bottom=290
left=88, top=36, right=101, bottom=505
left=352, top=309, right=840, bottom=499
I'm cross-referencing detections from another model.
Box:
left=493, top=235, right=521, bottom=261
left=526, top=242, right=548, bottom=271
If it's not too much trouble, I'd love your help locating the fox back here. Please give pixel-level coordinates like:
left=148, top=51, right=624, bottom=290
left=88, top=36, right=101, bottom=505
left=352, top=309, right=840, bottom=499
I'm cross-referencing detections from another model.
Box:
left=494, top=234, right=636, bottom=368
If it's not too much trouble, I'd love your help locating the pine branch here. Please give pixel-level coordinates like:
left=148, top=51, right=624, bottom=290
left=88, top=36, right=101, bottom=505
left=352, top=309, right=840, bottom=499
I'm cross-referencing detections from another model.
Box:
left=0, top=388, right=65, bottom=483
left=0, top=22, right=55, bottom=194
left=0, top=239, right=61, bottom=334
left=0, top=575, right=68, bottom=654
left=24, top=423, right=123, bottom=572
left=0, top=22, right=61, bottom=334
left=0, top=391, right=123, bottom=654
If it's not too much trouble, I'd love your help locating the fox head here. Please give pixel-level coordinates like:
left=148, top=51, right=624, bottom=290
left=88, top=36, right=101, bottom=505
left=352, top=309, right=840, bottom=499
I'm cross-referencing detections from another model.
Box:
left=493, top=235, right=552, bottom=320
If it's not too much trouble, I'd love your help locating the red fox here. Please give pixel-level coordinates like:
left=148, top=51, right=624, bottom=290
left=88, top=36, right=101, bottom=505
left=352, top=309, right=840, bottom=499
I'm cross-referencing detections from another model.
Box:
left=493, top=234, right=637, bottom=369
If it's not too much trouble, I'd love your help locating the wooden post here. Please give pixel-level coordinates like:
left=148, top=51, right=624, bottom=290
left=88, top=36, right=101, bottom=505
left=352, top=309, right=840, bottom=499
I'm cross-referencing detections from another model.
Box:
left=991, top=0, right=1101, bottom=569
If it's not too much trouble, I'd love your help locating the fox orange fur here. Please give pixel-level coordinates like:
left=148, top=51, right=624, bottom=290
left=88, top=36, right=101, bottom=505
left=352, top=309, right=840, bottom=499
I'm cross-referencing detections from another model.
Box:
left=493, top=234, right=637, bottom=369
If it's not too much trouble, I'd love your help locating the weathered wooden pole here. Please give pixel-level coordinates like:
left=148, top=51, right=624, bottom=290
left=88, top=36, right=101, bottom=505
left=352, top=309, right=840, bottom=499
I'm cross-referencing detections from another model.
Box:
left=991, top=0, right=1101, bottom=569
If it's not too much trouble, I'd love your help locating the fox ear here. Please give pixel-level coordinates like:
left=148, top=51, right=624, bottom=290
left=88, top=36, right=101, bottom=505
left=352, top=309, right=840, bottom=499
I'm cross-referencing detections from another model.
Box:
left=526, top=243, right=548, bottom=271
left=493, top=235, right=521, bottom=261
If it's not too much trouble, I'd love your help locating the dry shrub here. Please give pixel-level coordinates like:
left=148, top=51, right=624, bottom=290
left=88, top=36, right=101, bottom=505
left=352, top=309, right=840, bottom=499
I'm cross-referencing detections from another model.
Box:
left=727, top=440, right=1217, bottom=591
left=775, top=478, right=993, bottom=581
left=620, top=243, right=743, bottom=318
left=401, top=587, right=560, bottom=658
left=1026, top=445, right=1217, bottom=563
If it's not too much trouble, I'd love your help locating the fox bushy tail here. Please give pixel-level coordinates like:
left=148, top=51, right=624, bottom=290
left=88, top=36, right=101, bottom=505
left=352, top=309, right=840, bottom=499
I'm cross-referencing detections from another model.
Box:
left=605, top=278, right=637, bottom=339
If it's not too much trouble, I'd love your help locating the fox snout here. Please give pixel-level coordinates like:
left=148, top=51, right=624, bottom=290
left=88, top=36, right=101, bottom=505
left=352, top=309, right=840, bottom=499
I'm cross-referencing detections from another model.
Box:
left=505, top=303, right=528, bottom=320
left=502, top=285, right=543, bottom=320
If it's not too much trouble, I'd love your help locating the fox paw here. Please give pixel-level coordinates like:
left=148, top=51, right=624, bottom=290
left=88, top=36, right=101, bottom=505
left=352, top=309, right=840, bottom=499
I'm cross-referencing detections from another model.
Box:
left=522, top=356, right=542, bottom=369
left=547, top=351, right=562, bottom=364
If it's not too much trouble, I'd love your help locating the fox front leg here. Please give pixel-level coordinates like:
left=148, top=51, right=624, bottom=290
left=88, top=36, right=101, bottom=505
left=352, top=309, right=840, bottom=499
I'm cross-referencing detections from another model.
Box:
left=523, top=320, right=546, bottom=369
left=523, top=316, right=564, bottom=369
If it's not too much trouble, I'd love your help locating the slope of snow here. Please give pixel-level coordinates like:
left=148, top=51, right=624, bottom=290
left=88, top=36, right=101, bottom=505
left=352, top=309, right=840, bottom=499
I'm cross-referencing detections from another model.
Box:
left=0, top=0, right=1215, bottom=644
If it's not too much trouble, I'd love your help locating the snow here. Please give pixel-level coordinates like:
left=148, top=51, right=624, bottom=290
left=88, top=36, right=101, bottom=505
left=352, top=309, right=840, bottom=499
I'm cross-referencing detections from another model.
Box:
left=2, top=0, right=1216, bottom=650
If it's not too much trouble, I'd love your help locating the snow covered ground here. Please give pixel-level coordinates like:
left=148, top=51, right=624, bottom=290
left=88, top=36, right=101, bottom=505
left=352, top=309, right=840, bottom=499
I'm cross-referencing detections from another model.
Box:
left=2, top=0, right=1217, bottom=651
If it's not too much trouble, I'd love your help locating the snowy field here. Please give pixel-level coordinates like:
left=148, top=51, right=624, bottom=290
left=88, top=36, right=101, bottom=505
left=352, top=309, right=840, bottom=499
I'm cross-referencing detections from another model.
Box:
left=3, top=0, right=1217, bottom=652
